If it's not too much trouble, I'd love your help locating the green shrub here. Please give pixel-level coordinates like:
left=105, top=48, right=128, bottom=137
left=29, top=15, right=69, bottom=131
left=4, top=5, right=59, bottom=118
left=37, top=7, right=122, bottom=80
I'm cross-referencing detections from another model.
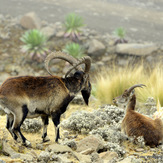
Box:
left=63, top=13, right=85, bottom=40
left=113, top=27, right=126, bottom=39
left=63, top=42, right=85, bottom=58
left=20, top=29, right=48, bottom=62
left=113, top=27, right=128, bottom=44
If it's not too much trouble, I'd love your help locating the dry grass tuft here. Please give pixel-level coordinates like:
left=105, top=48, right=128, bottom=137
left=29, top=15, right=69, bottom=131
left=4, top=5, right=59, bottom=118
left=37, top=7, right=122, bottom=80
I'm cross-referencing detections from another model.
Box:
left=94, top=64, right=163, bottom=106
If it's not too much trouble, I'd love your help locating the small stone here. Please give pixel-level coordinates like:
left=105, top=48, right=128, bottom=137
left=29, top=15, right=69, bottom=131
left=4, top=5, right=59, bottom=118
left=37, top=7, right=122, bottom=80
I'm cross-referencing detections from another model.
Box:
left=80, top=148, right=95, bottom=155
left=73, top=151, right=92, bottom=163
left=45, top=143, right=72, bottom=153
left=135, top=148, right=145, bottom=152
left=36, top=143, right=44, bottom=150
left=87, top=39, right=106, bottom=57
left=76, top=135, right=104, bottom=153
left=41, top=25, right=56, bottom=39
left=63, top=140, right=77, bottom=151
left=117, top=157, right=132, bottom=163
left=91, top=152, right=103, bottom=163
left=99, top=151, right=118, bottom=161
left=11, top=153, right=21, bottom=159
left=38, top=151, right=50, bottom=162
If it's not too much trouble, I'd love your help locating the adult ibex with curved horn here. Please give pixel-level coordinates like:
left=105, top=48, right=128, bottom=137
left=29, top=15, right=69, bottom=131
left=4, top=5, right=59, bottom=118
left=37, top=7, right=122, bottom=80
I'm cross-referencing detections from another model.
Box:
left=0, top=51, right=92, bottom=147
left=113, top=84, right=163, bottom=147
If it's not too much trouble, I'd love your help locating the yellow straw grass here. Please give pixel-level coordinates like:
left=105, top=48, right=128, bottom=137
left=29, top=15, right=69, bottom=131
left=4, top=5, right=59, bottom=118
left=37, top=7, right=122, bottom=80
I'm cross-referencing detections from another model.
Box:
left=94, top=64, right=163, bottom=106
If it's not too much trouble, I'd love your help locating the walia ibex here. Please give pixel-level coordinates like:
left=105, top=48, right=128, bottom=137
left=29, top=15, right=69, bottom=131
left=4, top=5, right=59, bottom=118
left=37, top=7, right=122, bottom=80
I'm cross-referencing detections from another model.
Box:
left=113, top=84, right=163, bottom=147
left=0, top=51, right=92, bottom=147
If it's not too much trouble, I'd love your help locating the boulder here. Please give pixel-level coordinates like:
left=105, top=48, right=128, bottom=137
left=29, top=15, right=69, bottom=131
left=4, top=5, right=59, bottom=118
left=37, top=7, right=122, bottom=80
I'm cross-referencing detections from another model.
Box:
left=76, top=135, right=104, bottom=153
left=45, top=143, right=72, bottom=153
left=41, top=25, right=56, bottom=39
left=38, top=151, right=50, bottom=162
left=73, top=152, right=92, bottom=163
left=2, top=141, right=20, bottom=158
left=115, top=43, right=158, bottom=56
left=117, top=157, right=132, bottom=163
left=91, top=152, right=103, bottom=163
left=99, top=151, right=118, bottom=162
left=87, top=39, right=106, bottom=57
left=19, top=153, right=34, bottom=162
left=20, top=12, right=41, bottom=29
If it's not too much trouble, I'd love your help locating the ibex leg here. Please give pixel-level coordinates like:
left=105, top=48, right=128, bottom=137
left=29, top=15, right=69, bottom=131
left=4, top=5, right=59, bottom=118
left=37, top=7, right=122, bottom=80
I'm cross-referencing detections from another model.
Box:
left=41, top=115, right=50, bottom=142
left=12, top=105, right=31, bottom=147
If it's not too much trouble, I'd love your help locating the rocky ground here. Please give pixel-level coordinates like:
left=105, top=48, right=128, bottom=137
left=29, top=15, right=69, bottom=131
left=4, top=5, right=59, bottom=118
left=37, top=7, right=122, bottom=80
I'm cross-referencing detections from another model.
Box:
left=0, top=12, right=163, bottom=163
left=0, top=0, right=163, bottom=43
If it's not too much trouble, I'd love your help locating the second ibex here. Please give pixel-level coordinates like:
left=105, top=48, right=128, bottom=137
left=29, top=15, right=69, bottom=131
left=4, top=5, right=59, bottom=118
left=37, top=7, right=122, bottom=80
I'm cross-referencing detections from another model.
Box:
left=113, top=84, right=163, bottom=147
left=0, top=51, right=92, bottom=147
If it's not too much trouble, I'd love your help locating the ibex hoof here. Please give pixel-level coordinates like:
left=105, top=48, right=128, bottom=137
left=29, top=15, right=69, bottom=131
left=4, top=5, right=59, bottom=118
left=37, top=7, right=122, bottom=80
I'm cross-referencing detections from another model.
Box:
left=43, top=136, right=50, bottom=143
left=55, top=139, right=61, bottom=144
left=23, top=140, right=32, bottom=147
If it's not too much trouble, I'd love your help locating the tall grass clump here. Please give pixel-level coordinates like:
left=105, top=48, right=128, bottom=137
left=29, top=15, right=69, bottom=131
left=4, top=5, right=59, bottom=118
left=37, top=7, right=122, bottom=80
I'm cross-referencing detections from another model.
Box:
left=94, top=63, right=163, bottom=106
left=147, top=67, right=163, bottom=106
left=94, top=65, right=149, bottom=104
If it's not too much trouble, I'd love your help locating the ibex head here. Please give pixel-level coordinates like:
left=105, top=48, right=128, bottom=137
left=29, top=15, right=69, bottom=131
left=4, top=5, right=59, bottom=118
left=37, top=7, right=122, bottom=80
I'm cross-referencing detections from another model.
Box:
left=45, top=51, right=92, bottom=105
left=113, top=84, right=146, bottom=109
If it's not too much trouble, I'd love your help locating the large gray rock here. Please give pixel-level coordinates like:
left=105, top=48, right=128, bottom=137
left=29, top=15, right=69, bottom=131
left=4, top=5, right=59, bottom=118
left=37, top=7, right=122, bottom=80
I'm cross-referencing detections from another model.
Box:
left=76, top=135, right=104, bottom=153
left=20, top=12, right=41, bottom=29
left=117, top=157, right=132, bottom=163
left=41, top=25, right=56, bottom=39
left=45, top=143, right=91, bottom=162
left=19, top=153, right=34, bottom=162
left=99, top=151, right=118, bottom=162
left=87, top=39, right=106, bottom=57
left=45, top=143, right=72, bottom=153
left=91, top=152, right=103, bottom=163
left=38, top=151, right=50, bottom=162
left=73, top=152, right=92, bottom=163
left=115, top=43, right=158, bottom=56
left=2, top=141, right=34, bottom=161
left=2, top=141, right=20, bottom=158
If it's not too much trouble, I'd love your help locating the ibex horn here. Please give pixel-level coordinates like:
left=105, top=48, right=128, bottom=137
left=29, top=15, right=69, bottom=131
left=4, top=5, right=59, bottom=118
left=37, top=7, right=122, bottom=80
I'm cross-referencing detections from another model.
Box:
left=65, top=56, right=91, bottom=78
left=127, top=84, right=146, bottom=95
left=44, top=51, right=78, bottom=76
